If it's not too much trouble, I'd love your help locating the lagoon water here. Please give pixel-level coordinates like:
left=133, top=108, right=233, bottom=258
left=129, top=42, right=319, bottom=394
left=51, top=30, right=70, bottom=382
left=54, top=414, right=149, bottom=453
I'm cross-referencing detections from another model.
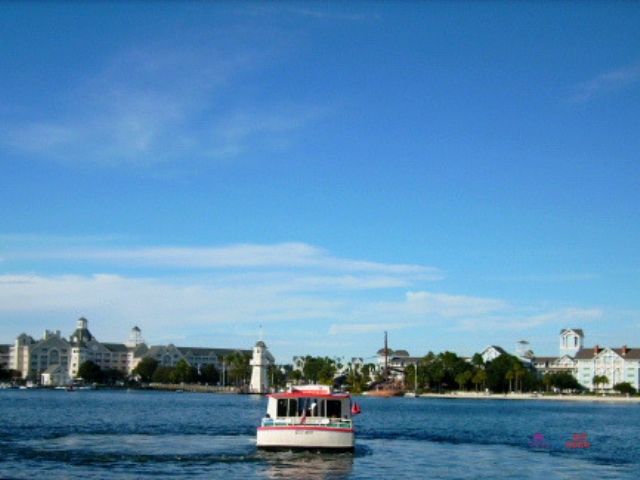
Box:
left=1, top=389, right=638, bottom=479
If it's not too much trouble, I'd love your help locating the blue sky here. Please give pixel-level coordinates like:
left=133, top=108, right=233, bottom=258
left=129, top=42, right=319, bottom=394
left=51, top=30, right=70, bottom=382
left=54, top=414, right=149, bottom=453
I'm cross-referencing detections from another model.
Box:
left=1, top=2, right=639, bottom=362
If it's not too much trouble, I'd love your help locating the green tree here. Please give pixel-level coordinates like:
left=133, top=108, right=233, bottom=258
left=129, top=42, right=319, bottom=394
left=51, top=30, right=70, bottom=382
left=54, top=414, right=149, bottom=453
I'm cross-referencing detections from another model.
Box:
left=199, top=364, right=220, bottom=385
left=302, top=356, right=337, bottom=385
left=102, top=368, right=125, bottom=385
left=455, top=370, right=472, bottom=391
left=471, top=353, right=485, bottom=368
left=346, top=362, right=365, bottom=393
left=77, top=360, right=103, bottom=383
left=227, top=351, right=251, bottom=386
left=506, top=370, right=514, bottom=392
left=544, top=372, right=582, bottom=392
left=289, top=369, right=302, bottom=384
left=151, top=366, right=174, bottom=383
left=404, top=365, right=417, bottom=391
left=613, top=382, right=637, bottom=395
left=171, top=359, right=197, bottom=384
left=485, top=354, right=535, bottom=393
left=512, top=362, right=526, bottom=392
left=592, top=374, right=609, bottom=393
left=133, top=357, right=159, bottom=383
left=472, top=369, right=487, bottom=391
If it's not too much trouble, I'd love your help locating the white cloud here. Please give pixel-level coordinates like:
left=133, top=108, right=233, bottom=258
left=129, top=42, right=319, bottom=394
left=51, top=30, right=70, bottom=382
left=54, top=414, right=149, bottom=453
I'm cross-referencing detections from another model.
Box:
left=570, top=63, right=640, bottom=103
left=6, top=242, right=441, bottom=277
left=0, top=46, right=323, bottom=167
left=404, top=291, right=507, bottom=317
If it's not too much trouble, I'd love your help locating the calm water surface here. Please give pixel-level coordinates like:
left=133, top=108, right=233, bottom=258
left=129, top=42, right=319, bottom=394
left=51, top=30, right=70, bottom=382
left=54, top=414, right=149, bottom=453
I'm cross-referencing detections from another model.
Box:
left=1, top=390, right=638, bottom=479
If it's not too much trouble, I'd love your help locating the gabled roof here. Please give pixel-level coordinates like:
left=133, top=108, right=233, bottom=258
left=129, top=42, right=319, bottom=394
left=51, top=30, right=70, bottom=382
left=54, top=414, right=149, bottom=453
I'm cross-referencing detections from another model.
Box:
left=483, top=345, right=507, bottom=355
left=575, top=347, right=640, bottom=360
left=560, top=328, right=584, bottom=336
left=147, top=345, right=182, bottom=357
left=102, top=343, right=129, bottom=353
left=532, top=356, right=558, bottom=363
left=574, top=348, right=595, bottom=359
left=133, top=344, right=149, bottom=358
left=177, top=347, right=250, bottom=357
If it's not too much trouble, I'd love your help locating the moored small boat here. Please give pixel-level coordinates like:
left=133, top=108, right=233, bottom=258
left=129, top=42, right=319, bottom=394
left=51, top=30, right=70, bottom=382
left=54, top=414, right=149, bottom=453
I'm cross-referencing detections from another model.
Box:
left=256, top=385, right=357, bottom=451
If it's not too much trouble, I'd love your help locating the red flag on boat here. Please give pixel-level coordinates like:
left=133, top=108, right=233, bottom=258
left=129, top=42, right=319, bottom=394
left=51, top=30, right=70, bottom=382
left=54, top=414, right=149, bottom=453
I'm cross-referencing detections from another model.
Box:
left=351, top=402, right=362, bottom=415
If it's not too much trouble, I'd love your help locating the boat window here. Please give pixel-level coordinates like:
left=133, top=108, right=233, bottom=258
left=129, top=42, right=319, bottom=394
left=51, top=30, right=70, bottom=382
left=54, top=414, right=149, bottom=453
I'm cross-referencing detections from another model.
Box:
left=277, top=399, right=287, bottom=417
left=326, top=400, right=341, bottom=418
left=288, top=399, right=298, bottom=417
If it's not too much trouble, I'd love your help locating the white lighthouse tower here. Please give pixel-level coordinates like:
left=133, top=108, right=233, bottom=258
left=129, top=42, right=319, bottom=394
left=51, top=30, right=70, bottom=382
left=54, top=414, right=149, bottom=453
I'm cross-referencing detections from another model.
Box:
left=250, top=340, right=275, bottom=394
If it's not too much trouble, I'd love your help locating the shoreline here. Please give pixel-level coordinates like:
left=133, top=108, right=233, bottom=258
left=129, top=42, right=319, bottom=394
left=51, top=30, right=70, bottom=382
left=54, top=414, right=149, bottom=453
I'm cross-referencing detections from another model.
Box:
left=415, top=392, right=640, bottom=403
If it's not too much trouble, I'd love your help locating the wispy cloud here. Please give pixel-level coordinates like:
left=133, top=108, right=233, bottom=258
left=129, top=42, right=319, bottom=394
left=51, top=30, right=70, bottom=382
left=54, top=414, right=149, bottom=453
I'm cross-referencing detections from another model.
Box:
left=455, top=307, right=603, bottom=333
left=4, top=241, right=441, bottom=277
left=0, top=45, right=324, bottom=168
left=570, top=63, right=640, bottom=103
left=404, top=291, right=507, bottom=318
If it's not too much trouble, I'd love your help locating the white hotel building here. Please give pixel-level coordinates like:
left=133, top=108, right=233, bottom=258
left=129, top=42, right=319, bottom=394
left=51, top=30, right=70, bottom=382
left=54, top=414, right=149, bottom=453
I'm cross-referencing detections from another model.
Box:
left=529, top=328, right=640, bottom=391
left=2, top=317, right=250, bottom=386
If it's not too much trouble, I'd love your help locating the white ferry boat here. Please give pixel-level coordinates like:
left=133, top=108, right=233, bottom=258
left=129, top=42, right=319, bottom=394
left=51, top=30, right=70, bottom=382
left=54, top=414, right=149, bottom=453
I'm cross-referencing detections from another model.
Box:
left=256, top=385, right=357, bottom=451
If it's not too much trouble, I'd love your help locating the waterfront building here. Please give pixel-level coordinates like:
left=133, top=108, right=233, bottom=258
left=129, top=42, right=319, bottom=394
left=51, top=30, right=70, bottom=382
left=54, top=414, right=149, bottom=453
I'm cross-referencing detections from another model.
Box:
left=480, top=345, right=508, bottom=363
left=145, top=344, right=251, bottom=374
left=4, top=317, right=252, bottom=386
left=0, top=344, right=10, bottom=369
left=574, top=346, right=640, bottom=391
left=376, top=347, right=419, bottom=380
left=10, top=330, right=71, bottom=381
left=249, top=340, right=275, bottom=393
left=526, top=329, right=640, bottom=392
left=530, top=355, right=575, bottom=376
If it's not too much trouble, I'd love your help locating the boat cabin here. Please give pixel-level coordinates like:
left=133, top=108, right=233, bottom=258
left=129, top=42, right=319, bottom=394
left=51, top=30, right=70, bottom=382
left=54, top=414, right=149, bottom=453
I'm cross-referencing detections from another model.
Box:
left=265, top=386, right=351, bottom=423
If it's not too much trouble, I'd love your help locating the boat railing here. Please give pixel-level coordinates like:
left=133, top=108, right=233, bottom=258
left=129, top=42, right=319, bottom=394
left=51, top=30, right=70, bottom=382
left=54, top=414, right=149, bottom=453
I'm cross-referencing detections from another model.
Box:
left=261, top=416, right=352, bottom=429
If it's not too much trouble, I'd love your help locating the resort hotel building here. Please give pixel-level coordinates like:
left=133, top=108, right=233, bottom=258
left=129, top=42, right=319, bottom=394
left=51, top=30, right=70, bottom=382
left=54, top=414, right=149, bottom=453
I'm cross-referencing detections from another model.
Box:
left=1, top=317, right=250, bottom=386
left=486, top=328, right=640, bottom=392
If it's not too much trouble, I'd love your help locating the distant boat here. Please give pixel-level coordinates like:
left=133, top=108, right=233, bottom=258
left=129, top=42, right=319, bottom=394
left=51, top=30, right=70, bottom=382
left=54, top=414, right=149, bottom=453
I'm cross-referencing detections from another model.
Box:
left=366, top=382, right=405, bottom=397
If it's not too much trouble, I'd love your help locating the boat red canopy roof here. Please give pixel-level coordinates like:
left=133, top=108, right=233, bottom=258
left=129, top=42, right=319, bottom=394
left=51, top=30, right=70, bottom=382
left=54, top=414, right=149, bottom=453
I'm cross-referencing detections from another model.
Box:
left=268, top=388, right=350, bottom=400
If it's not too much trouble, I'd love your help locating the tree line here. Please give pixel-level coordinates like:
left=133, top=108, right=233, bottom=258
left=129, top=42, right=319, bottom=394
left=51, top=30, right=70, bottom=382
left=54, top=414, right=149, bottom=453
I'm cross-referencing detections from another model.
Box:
left=73, top=351, right=252, bottom=386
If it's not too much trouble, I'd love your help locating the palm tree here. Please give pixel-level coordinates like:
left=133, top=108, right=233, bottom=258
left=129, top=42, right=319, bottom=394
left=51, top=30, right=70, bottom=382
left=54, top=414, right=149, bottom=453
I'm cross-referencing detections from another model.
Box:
left=455, top=371, right=472, bottom=391
left=513, top=363, right=526, bottom=393
left=472, top=369, right=487, bottom=392
left=506, top=370, right=514, bottom=393
left=593, top=374, right=609, bottom=393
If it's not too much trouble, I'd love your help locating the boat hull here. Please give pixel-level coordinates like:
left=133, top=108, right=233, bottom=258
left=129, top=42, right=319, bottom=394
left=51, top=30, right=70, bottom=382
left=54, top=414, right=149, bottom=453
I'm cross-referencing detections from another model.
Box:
left=257, top=426, right=354, bottom=450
